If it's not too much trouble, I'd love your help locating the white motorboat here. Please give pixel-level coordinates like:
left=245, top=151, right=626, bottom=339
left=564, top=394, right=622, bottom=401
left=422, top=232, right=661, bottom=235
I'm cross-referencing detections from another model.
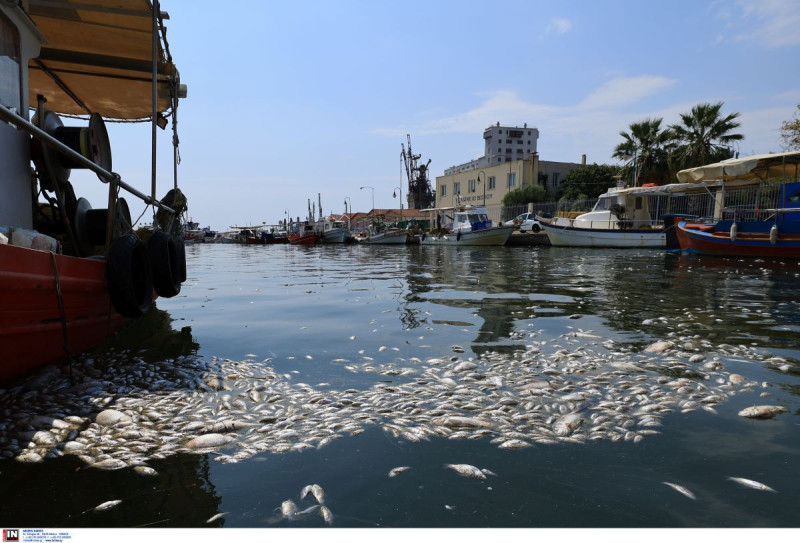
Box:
left=420, top=206, right=513, bottom=246
left=540, top=186, right=668, bottom=248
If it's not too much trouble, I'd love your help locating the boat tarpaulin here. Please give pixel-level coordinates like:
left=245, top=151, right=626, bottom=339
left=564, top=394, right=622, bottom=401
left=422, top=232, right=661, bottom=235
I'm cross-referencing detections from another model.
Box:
left=676, top=151, right=800, bottom=184
left=26, top=0, right=178, bottom=120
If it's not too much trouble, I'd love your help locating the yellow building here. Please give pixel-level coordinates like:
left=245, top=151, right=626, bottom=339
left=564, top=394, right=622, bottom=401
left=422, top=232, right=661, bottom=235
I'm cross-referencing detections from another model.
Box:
left=435, top=154, right=539, bottom=212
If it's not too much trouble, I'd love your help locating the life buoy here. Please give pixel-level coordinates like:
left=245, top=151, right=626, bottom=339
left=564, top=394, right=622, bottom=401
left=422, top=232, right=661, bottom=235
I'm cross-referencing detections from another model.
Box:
left=107, top=233, right=153, bottom=318
left=148, top=230, right=181, bottom=297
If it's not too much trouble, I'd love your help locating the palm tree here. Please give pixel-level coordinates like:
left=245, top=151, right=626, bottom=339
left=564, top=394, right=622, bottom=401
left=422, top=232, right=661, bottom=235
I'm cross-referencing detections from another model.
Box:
left=667, top=101, right=743, bottom=169
left=612, top=118, right=671, bottom=186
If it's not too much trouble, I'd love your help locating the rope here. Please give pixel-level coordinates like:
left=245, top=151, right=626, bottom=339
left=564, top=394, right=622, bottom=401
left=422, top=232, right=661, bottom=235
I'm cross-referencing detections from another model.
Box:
left=49, top=251, right=73, bottom=381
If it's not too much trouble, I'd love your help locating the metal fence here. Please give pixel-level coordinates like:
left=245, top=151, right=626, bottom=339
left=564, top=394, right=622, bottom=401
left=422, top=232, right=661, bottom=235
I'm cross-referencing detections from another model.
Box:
left=497, top=184, right=787, bottom=226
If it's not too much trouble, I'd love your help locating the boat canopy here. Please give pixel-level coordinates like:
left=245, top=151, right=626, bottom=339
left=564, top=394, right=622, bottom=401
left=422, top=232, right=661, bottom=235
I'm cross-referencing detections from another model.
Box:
left=26, top=0, right=180, bottom=120
left=676, top=151, right=800, bottom=184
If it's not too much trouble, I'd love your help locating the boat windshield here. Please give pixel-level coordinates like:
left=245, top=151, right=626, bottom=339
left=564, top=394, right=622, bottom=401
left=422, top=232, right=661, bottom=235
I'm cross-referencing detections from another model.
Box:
left=593, top=196, right=612, bottom=211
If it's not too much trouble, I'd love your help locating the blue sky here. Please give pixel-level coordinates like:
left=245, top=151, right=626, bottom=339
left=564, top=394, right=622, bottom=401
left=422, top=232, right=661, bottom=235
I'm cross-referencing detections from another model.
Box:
left=73, top=0, right=800, bottom=231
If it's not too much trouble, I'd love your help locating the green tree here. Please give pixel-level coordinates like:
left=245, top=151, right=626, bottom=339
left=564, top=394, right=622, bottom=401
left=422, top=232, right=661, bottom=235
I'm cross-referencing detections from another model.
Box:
left=502, top=183, right=546, bottom=206
left=612, top=118, right=672, bottom=185
left=668, top=101, right=743, bottom=169
left=780, top=104, right=800, bottom=150
left=559, top=164, right=622, bottom=200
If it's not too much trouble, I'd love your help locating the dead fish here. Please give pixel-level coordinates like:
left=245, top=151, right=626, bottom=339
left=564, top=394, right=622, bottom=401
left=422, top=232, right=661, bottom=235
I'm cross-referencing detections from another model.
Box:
left=388, top=466, right=411, bottom=477
left=311, top=484, right=325, bottom=504
left=185, top=433, right=235, bottom=449
left=92, top=500, right=122, bottom=512
left=95, top=409, right=131, bottom=426
left=662, top=482, right=696, bottom=500
left=553, top=413, right=582, bottom=436
left=481, top=468, right=498, bottom=477
left=643, top=341, right=674, bottom=354
left=133, top=466, right=158, bottom=477
left=444, top=463, right=486, bottom=479
left=498, top=439, right=531, bottom=449
left=281, top=499, right=299, bottom=519
left=435, top=416, right=492, bottom=429
left=320, top=505, right=334, bottom=525
left=206, top=512, right=227, bottom=523
left=737, top=405, right=787, bottom=419
left=727, top=477, right=776, bottom=492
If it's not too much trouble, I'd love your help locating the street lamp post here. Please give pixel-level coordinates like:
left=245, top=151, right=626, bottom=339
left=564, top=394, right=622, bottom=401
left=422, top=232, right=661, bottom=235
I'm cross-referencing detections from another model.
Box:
left=392, top=186, right=403, bottom=210
left=360, top=186, right=374, bottom=211
left=477, top=171, right=486, bottom=206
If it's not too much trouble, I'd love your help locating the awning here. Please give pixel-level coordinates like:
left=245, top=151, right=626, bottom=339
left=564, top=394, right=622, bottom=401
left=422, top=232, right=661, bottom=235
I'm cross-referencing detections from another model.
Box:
left=675, top=151, right=800, bottom=184
left=26, top=0, right=179, bottom=120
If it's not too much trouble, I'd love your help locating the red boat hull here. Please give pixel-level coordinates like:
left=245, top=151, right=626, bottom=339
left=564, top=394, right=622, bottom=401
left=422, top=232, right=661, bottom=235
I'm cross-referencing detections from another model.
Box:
left=0, top=244, right=131, bottom=383
left=288, top=234, right=318, bottom=245
left=676, top=222, right=800, bottom=258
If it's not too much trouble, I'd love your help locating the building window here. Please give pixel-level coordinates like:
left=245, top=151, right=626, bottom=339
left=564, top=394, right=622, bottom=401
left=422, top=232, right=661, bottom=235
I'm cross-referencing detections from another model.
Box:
left=441, top=185, right=447, bottom=196
left=551, top=172, right=559, bottom=188
left=469, top=179, right=476, bottom=193
left=0, top=12, right=22, bottom=111
left=508, top=173, right=516, bottom=189
left=488, top=176, right=496, bottom=189
left=506, top=139, right=511, bottom=144
left=517, top=140, right=523, bottom=144
left=454, top=182, right=461, bottom=195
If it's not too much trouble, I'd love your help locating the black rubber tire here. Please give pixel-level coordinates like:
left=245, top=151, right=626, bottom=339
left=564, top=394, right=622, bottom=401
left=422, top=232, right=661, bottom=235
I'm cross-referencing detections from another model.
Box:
left=148, top=231, right=181, bottom=297
left=175, top=236, right=187, bottom=283
left=107, top=233, right=153, bottom=318
left=532, top=224, right=541, bottom=233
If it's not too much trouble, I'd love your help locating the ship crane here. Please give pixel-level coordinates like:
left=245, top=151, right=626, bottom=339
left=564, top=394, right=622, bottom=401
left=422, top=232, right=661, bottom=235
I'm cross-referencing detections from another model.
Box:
left=401, top=134, right=435, bottom=210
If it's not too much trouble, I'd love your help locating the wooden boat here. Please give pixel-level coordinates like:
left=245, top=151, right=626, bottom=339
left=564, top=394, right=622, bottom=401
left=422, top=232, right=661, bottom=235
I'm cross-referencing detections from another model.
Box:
left=360, top=229, right=409, bottom=245
left=669, top=151, right=800, bottom=258
left=539, top=186, right=668, bottom=248
left=288, top=222, right=318, bottom=245
left=0, top=1, right=188, bottom=383
left=420, top=206, right=513, bottom=246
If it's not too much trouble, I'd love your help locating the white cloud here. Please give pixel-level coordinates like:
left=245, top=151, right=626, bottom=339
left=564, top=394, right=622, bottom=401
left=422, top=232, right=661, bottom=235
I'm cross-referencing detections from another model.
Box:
left=734, top=0, right=800, bottom=48
left=577, top=76, right=678, bottom=110
left=545, top=17, right=573, bottom=35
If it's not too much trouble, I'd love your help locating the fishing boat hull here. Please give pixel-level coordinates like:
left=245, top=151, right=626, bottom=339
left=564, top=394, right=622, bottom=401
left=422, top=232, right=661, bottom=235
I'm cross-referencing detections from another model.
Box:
left=322, top=228, right=349, bottom=244
left=419, top=226, right=513, bottom=246
left=543, top=224, right=666, bottom=248
left=0, top=244, right=131, bottom=383
left=675, top=220, right=800, bottom=258
left=361, top=231, right=409, bottom=245
left=289, top=234, right=318, bottom=245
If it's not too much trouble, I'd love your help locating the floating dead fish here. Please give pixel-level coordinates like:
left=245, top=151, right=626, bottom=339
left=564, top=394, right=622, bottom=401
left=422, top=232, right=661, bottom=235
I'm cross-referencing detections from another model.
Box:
left=553, top=413, right=582, bottom=436
left=727, top=477, right=776, bottom=492
left=737, top=405, right=787, bottom=419
left=662, top=482, right=696, bottom=500
left=206, top=512, right=227, bottom=523
left=185, top=433, right=235, bottom=449
left=92, top=500, right=122, bottom=512
left=133, top=466, right=158, bottom=477
left=95, top=409, right=131, bottom=426
left=320, top=505, right=334, bottom=525
left=498, top=439, right=531, bottom=449
left=434, top=416, right=492, bottom=429
left=444, top=463, right=486, bottom=479
left=281, top=499, right=298, bottom=519
left=388, top=466, right=411, bottom=477
left=643, top=341, right=675, bottom=354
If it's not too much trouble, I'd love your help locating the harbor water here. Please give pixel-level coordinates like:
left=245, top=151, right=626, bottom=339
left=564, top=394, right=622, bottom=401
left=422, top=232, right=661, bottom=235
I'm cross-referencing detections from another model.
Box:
left=1, top=243, right=799, bottom=528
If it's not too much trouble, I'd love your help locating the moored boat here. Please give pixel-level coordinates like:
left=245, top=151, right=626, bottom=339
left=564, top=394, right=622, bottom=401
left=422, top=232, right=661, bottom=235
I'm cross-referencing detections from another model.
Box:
left=420, top=206, right=513, bottom=246
left=539, top=185, right=669, bottom=248
left=0, top=1, right=188, bottom=382
left=669, top=151, right=800, bottom=258
left=360, top=229, right=409, bottom=245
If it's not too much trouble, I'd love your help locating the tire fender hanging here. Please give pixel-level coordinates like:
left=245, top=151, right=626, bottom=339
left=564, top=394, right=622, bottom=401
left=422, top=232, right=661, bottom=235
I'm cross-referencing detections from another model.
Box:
left=107, top=233, right=153, bottom=318
left=148, top=231, right=182, bottom=297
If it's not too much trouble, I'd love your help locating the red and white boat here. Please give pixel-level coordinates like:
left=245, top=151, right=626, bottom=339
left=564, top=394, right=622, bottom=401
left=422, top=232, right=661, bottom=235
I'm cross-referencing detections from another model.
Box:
left=0, top=1, right=188, bottom=383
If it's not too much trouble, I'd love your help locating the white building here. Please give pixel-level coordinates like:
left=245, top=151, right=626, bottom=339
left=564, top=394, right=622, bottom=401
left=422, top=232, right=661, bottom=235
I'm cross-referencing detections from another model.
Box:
left=444, top=122, right=539, bottom=175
